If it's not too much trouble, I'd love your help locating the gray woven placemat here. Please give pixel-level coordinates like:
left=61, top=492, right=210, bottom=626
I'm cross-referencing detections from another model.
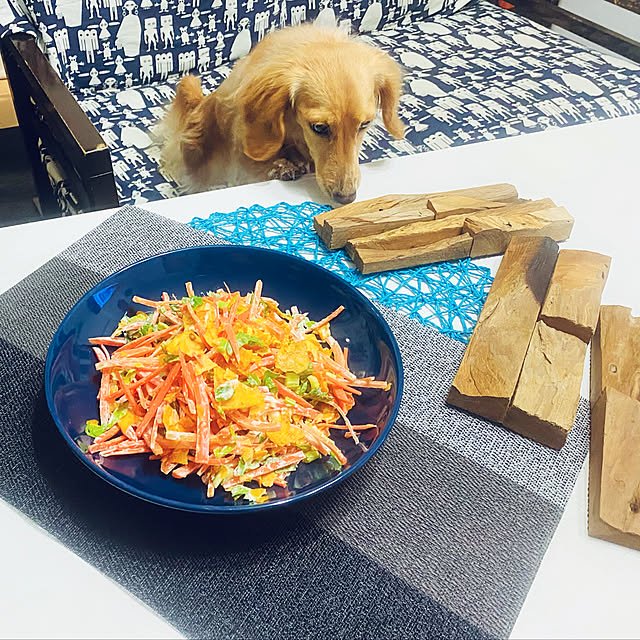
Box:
left=0, top=205, right=589, bottom=639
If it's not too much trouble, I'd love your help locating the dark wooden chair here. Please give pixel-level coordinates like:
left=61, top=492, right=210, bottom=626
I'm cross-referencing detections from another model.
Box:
left=1, top=34, right=118, bottom=216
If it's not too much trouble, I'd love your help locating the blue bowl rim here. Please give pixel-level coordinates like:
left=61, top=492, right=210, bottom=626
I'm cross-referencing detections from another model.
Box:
left=44, top=244, right=404, bottom=514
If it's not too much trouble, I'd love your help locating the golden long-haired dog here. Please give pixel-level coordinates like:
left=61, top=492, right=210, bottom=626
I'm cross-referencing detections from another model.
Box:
left=161, top=25, right=404, bottom=204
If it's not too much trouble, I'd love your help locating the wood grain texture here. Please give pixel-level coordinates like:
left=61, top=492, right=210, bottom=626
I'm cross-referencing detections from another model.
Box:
left=540, top=250, right=611, bottom=343
left=313, top=183, right=519, bottom=248
left=465, top=206, right=574, bottom=258
left=426, top=195, right=508, bottom=219
left=591, top=306, right=640, bottom=403
left=447, top=236, right=559, bottom=423
left=345, top=216, right=466, bottom=254
left=588, top=306, right=640, bottom=550
left=351, top=233, right=473, bottom=274
left=321, top=196, right=435, bottom=249
left=589, top=388, right=640, bottom=551
left=503, top=321, right=587, bottom=449
left=345, top=198, right=557, bottom=255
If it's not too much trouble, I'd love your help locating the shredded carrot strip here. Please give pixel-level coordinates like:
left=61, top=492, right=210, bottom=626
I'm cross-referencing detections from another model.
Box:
left=305, top=305, right=344, bottom=333
left=135, top=364, right=180, bottom=437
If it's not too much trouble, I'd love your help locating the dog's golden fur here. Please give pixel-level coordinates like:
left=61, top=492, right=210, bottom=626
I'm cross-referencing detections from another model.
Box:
left=160, top=25, right=404, bottom=203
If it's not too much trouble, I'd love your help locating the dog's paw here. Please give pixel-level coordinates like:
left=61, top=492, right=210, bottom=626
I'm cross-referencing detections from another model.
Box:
left=267, top=158, right=308, bottom=181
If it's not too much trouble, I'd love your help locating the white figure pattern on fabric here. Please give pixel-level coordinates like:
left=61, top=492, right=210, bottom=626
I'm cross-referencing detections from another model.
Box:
left=53, top=27, right=70, bottom=63
left=225, top=0, right=237, bottom=28
left=231, top=17, right=252, bottom=58
left=160, top=15, right=174, bottom=47
left=116, top=0, right=142, bottom=57
left=78, top=29, right=99, bottom=63
left=140, top=54, right=154, bottom=81
left=144, top=17, right=159, bottom=49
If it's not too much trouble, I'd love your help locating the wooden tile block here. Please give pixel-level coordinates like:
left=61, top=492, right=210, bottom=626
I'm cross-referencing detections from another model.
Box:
left=464, top=206, right=574, bottom=258
left=426, top=195, right=508, bottom=219
left=503, top=321, right=587, bottom=449
left=345, top=198, right=557, bottom=256
left=588, top=306, right=640, bottom=550
left=447, top=236, right=559, bottom=423
left=350, top=233, right=473, bottom=275
left=345, top=216, right=466, bottom=254
left=321, top=195, right=435, bottom=249
left=591, top=306, right=640, bottom=403
left=589, top=387, right=640, bottom=551
left=540, top=250, right=611, bottom=343
left=313, top=183, right=519, bottom=248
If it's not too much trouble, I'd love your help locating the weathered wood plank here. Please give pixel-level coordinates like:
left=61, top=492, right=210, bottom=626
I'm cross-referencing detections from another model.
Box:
left=464, top=206, right=574, bottom=258
left=350, top=233, right=473, bottom=275
left=539, top=250, right=611, bottom=343
left=503, top=321, right=587, bottom=449
left=447, top=236, right=559, bottom=423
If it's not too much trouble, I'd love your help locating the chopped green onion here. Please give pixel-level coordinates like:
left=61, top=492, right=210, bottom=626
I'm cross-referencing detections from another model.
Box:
left=285, top=372, right=299, bottom=390
left=305, top=388, right=331, bottom=402
left=246, top=373, right=261, bottom=387
left=211, top=468, right=226, bottom=489
left=326, top=452, right=343, bottom=471
left=84, top=420, right=109, bottom=438
left=302, top=448, right=321, bottom=463
left=121, top=370, right=136, bottom=384
left=213, top=444, right=235, bottom=457
left=236, top=331, right=265, bottom=348
left=235, top=457, right=247, bottom=476
left=182, top=295, right=204, bottom=308
left=215, top=381, right=236, bottom=401
left=215, top=337, right=233, bottom=356
left=76, top=438, right=89, bottom=453
left=262, top=370, right=278, bottom=392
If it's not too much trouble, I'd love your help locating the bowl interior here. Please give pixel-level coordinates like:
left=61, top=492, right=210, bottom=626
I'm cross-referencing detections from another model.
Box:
left=46, top=246, right=402, bottom=512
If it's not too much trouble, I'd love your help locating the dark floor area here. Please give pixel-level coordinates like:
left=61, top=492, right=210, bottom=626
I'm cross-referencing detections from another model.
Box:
left=0, top=126, right=43, bottom=228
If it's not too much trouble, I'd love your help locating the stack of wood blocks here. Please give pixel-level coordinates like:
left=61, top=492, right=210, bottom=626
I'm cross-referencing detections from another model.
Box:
left=589, top=306, right=640, bottom=550
left=313, top=183, right=575, bottom=274
left=447, top=236, right=611, bottom=450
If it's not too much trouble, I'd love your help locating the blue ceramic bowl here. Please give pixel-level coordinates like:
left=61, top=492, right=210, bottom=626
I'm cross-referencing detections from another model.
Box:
left=45, top=246, right=403, bottom=513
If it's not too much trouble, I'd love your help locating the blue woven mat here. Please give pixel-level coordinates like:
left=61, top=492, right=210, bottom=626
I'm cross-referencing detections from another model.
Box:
left=190, top=202, right=493, bottom=342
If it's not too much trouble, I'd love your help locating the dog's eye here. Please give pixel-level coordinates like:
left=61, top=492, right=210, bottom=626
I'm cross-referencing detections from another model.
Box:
left=360, top=121, right=371, bottom=130
left=310, top=123, right=330, bottom=136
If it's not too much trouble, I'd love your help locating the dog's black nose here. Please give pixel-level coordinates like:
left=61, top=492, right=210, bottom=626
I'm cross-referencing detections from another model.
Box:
left=333, top=191, right=356, bottom=205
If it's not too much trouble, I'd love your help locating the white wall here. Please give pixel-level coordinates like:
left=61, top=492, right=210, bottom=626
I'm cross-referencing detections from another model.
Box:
left=559, top=0, right=640, bottom=43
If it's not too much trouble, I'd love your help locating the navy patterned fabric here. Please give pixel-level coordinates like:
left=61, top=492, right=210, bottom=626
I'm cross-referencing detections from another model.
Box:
left=2, top=0, right=472, bottom=90
left=67, top=0, right=640, bottom=206
left=0, top=0, right=38, bottom=37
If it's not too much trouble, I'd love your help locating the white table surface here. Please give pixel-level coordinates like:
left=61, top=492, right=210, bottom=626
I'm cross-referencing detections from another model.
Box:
left=1, top=115, right=639, bottom=639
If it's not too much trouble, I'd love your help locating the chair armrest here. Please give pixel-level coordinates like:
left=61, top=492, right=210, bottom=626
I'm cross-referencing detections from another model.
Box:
left=495, top=0, right=640, bottom=63
left=1, top=33, right=119, bottom=212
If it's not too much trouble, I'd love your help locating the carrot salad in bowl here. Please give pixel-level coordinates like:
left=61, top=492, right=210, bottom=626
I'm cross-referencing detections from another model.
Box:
left=84, top=281, right=391, bottom=504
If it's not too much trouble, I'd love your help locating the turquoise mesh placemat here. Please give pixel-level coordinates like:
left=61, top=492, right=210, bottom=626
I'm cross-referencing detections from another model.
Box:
left=190, top=202, right=493, bottom=342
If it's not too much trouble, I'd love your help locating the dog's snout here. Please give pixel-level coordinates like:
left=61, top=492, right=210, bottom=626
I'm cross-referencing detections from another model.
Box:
left=333, top=191, right=356, bottom=205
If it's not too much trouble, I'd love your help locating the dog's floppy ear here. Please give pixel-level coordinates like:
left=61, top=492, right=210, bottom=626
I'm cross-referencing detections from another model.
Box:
left=174, top=75, right=216, bottom=171
left=373, top=52, right=405, bottom=140
left=239, top=74, right=291, bottom=162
